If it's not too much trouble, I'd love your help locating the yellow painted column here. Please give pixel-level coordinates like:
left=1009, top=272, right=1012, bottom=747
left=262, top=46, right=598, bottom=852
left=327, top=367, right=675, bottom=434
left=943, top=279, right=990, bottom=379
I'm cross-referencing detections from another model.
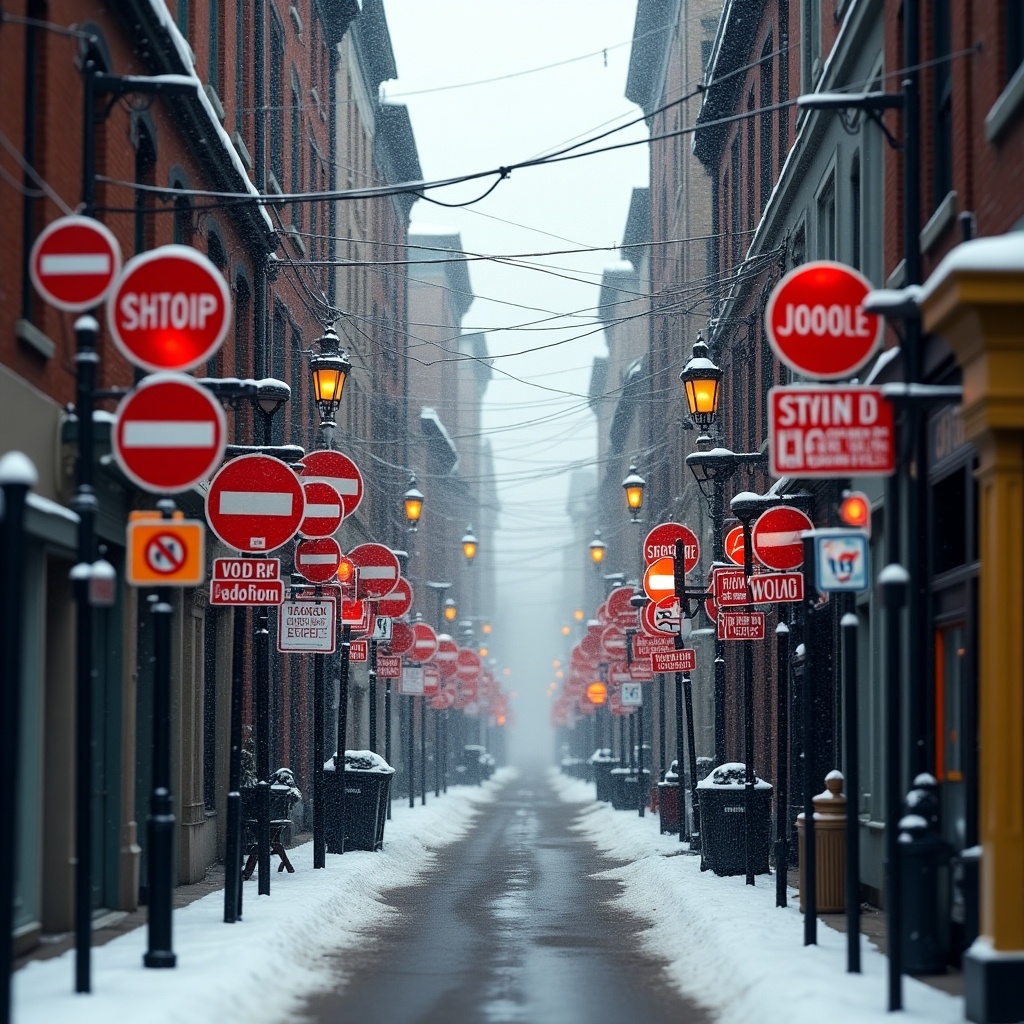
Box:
left=921, top=236, right=1024, bottom=955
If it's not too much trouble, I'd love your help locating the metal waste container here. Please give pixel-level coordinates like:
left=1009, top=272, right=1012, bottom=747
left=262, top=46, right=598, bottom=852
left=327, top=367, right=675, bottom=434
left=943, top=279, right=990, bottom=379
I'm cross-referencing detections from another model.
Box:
left=324, top=750, right=394, bottom=852
left=697, top=762, right=772, bottom=876
left=588, top=748, right=619, bottom=802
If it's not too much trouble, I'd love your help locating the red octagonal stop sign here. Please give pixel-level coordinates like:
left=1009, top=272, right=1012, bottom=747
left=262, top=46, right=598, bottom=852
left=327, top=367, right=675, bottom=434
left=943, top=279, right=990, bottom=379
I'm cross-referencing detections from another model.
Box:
left=765, top=260, right=882, bottom=380
left=108, top=244, right=231, bottom=373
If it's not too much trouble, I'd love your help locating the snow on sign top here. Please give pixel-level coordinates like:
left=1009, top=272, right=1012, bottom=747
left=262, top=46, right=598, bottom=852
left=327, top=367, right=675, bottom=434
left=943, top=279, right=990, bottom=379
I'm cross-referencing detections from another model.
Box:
left=765, top=260, right=882, bottom=380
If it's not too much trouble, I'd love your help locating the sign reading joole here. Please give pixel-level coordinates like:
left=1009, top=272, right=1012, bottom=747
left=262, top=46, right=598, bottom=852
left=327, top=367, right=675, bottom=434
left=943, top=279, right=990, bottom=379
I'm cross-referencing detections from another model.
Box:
left=765, top=261, right=882, bottom=380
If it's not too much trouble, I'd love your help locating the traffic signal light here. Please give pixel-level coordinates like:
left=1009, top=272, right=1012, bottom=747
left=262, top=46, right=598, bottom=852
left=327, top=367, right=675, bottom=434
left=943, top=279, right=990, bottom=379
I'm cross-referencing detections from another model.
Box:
left=838, top=490, right=871, bottom=534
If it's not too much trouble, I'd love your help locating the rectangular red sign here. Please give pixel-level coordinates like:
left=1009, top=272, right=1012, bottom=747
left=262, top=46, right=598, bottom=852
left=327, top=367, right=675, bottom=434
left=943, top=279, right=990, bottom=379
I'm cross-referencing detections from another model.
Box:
left=376, top=653, right=402, bottom=678
left=349, top=639, right=368, bottom=662
left=209, top=578, right=284, bottom=606
left=213, top=557, right=280, bottom=581
left=768, top=385, right=896, bottom=478
left=717, top=571, right=804, bottom=606
left=717, top=611, right=766, bottom=640
left=628, top=660, right=655, bottom=681
left=651, top=648, right=697, bottom=673
left=631, top=633, right=677, bottom=657
left=341, top=598, right=370, bottom=628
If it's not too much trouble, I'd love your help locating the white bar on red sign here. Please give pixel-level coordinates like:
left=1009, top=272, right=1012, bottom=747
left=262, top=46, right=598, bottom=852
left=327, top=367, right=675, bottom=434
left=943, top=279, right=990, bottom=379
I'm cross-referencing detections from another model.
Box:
left=298, top=552, right=338, bottom=566
left=349, top=639, right=368, bottom=662
left=717, top=611, right=766, bottom=641
left=122, top=421, right=216, bottom=448
left=42, top=253, right=111, bottom=275
left=209, top=579, right=284, bottom=605
left=305, top=475, right=360, bottom=495
left=304, top=501, right=341, bottom=519
left=213, top=558, right=280, bottom=580
left=650, top=648, right=697, bottom=673
left=359, top=566, right=397, bottom=580
left=218, top=490, right=295, bottom=516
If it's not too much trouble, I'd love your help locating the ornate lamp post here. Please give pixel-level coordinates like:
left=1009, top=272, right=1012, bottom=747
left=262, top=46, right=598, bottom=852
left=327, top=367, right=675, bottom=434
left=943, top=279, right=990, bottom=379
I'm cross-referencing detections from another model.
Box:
left=461, top=525, right=478, bottom=564
left=622, top=465, right=646, bottom=524
left=403, top=478, right=424, bottom=532
left=309, top=325, right=352, bottom=444
left=588, top=530, right=607, bottom=567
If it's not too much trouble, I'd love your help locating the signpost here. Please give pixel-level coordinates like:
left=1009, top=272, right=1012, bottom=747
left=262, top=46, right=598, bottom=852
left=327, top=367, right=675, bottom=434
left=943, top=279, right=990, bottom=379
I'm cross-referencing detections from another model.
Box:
left=715, top=569, right=804, bottom=606
left=300, top=450, right=364, bottom=518
left=643, top=557, right=678, bottom=604
left=717, top=611, right=766, bottom=641
left=750, top=505, right=814, bottom=571
left=724, top=524, right=745, bottom=565
left=127, top=518, right=205, bottom=587
left=206, top=453, right=305, bottom=554
left=435, top=635, right=459, bottom=677
left=209, top=558, right=284, bottom=606
left=814, top=530, right=871, bottom=593
left=29, top=215, right=122, bottom=312
left=349, top=543, right=400, bottom=599
left=293, top=537, right=342, bottom=585
left=640, top=594, right=682, bottom=636
left=643, top=522, right=700, bottom=571
left=107, top=244, right=231, bottom=372
left=651, top=648, right=697, bottom=673
left=298, top=481, right=344, bottom=538
left=620, top=682, right=643, bottom=707
left=374, top=577, right=413, bottom=619
left=277, top=596, right=336, bottom=653
left=768, top=385, right=896, bottom=477
left=606, top=585, right=638, bottom=625
left=408, top=622, right=439, bottom=664
left=113, top=373, right=227, bottom=493
left=764, top=260, right=883, bottom=380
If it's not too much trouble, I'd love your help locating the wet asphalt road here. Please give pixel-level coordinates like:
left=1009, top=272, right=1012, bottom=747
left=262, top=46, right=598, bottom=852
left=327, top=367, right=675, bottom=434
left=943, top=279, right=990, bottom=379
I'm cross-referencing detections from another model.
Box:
left=299, top=769, right=713, bottom=1024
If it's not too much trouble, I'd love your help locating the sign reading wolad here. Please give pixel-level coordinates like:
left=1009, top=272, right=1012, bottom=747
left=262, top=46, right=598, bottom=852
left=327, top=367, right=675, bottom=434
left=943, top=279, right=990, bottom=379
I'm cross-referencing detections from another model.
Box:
left=769, top=385, right=896, bottom=478
left=815, top=530, right=871, bottom=593
left=278, top=596, right=336, bottom=653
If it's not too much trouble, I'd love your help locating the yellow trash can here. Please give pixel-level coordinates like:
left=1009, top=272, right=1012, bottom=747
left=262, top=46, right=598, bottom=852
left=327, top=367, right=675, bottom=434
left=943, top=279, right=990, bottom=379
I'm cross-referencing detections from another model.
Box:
left=796, top=770, right=846, bottom=913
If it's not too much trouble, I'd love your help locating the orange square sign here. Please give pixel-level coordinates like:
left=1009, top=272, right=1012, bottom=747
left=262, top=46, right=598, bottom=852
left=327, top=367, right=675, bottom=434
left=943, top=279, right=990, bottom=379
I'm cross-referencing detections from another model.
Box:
left=127, top=519, right=205, bottom=587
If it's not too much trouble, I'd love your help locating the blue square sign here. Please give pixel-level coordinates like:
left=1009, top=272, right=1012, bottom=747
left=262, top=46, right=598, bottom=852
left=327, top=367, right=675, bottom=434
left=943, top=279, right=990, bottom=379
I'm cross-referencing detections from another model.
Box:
left=815, top=530, right=870, bottom=593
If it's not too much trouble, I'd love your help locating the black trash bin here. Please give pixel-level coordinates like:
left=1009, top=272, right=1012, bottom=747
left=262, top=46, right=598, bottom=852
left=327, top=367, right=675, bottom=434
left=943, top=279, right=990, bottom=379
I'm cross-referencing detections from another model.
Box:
left=610, top=766, right=650, bottom=810
left=588, top=748, right=619, bottom=802
left=658, top=760, right=682, bottom=834
left=323, top=750, right=395, bottom=852
left=459, top=744, right=486, bottom=786
left=696, top=762, right=773, bottom=876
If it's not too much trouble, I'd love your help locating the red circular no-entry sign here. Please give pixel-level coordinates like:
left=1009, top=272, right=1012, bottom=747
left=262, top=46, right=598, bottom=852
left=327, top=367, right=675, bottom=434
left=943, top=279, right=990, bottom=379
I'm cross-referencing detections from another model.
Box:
left=723, top=524, right=746, bottom=565
left=606, top=585, right=638, bottom=625
left=375, top=577, right=413, bottom=618
left=408, top=622, right=439, bottom=664
left=30, top=215, right=122, bottom=312
left=300, top=450, right=364, bottom=519
left=298, top=480, right=344, bottom=538
left=765, top=260, right=882, bottom=380
left=751, top=505, right=814, bottom=570
left=643, top=522, right=700, bottom=572
left=349, top=543, right=400, bottom=599
left=387, top=621, right=415, bottom=656
left=113, top=372, right=226, bottom=493
left=435, top=635, right=459, bottom=678
left=455, top=647, right=482, bottom=682
left=108, top=244, right=231, bottom=373
left=206, top=452, right=306, bottom=553
left=294, top=536, right=342, bottom=584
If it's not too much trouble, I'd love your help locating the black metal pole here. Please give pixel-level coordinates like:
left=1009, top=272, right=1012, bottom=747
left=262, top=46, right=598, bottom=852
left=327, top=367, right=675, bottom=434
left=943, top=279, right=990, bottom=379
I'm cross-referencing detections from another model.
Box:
left=636, top=704, right=645, bottom=817
left=658, top=674, right=666, bottom=784
left=313, top=652, right=326, bottom=868
left=407, top=696, right=415, bottom=808
left=420, top=699, right=427, bottom=805
left=72, top=314, right=99, bottom=993
left=801, top=535, right=818, bottom=945
left=675, top=672, right=686, bottom=845
left=712, top=480, right=727, bottom=764
left=385, top=679, right=393, bottom=819
left=841, top=598, right=861, bottom=971
left=144, top=578, right=176, bottom=967
left=881, top=564, right=909, bottom=1010
left=224, top=610, right=245, bottom=921
left=741, top=516, right=757, bottom=887
left=434, top=708, right=441, bottom=798
left=255, top=607, right=271, bottom=894
left=442, top=709, right=449, bottom=793
left=0, top=456, right=35, bottom=1024
left=683, top=672, right=700, bottom=849
left=628, top=711, right=636, bottom=769
left=775, top=619, right=790, bottom=908
left=368, top=639, right=378, bottom=753
left=336, top=624, right=351, bottom=854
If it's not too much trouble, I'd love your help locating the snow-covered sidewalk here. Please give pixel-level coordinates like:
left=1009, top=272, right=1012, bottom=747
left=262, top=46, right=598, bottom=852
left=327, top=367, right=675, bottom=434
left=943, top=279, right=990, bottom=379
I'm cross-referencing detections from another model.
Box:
left=550, top=771, right=965, bottom=1024
left=13, top=769, right=514, bottom=1024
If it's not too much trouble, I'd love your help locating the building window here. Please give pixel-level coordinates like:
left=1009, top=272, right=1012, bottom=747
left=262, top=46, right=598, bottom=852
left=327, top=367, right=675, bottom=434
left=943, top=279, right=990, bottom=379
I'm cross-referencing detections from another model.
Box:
left=172, top=180, right=193, bottom=247
left=850, top=154, right=862, bottom=270
left=1009, top=1, right=1024, bottom=79
left=760, top=36, right=774, bottom=212
left=730, top=136, right=741, bottom=267
left=933, top=0, right=953, bottom=206
left=272, top=307, right=287, bottom=445
left=176, top=0, right=189, bottom=38
left=817, top=172, right=836, bottom=260
left=270, top=16, right=285, bottom=186
left=309, top=143, right=319, bottom=260
left=802, top=0, right=821, bottom=88
left=235, top=3, right=247, bottom=138
left=290, top=73, right=302, bottom=226
left=208, top=0, right=220, bottom=94
left=746, top=92, right=756, bottom=232
left=132, top=126, right=155, bottom=256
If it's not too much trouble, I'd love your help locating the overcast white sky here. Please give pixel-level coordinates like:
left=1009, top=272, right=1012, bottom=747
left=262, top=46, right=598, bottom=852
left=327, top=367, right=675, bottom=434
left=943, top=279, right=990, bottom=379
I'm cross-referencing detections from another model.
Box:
left=381, top=0, right=649, bottom=751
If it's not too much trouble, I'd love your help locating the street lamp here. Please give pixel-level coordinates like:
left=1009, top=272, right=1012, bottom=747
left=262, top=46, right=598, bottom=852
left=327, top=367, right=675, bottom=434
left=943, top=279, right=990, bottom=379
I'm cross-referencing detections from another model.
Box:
left=309, top=325, right=352, bottom=444
left=461, top=525, right=478, bottom=564
left=679, top=333, right=723, bottom=430
left=443, top=597, right=458, bottom=624
left=403, top=477, right=424, bottom=532
left=588, top=530, right=607, bottom=567
left=622, top=465, right=646, bottom=523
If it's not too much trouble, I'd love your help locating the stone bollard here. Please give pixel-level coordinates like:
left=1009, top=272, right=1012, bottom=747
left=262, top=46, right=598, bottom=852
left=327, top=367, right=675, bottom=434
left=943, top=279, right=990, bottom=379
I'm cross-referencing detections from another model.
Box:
left=797, top=770, right=847, bottom=913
